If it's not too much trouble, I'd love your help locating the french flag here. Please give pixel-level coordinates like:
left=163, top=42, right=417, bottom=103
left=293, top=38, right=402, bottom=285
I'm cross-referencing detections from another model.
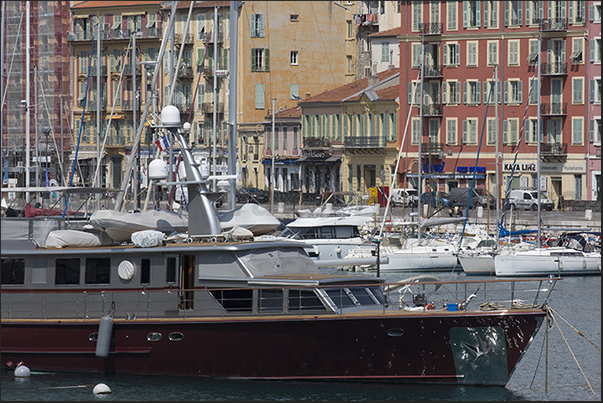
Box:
left=155, top=136, right=170, bottom=151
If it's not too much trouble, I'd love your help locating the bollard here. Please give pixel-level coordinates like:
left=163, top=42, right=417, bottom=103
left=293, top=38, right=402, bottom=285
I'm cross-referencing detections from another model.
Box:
left=585, top=209, right=593, bottom=220
left=277, top=202, right=285, bottom=213
left=477, top=205, right=484, bottom=218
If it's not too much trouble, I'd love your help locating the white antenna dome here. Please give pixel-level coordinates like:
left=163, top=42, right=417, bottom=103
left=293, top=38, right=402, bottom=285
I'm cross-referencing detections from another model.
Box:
left=148, top=159, right=168, bottom=180
left=160, top=105, right=181, bottom=127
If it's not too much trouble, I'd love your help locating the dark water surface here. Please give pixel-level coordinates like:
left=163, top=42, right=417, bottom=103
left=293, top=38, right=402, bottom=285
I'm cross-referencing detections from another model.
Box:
left=1, top=273, right=600, bottom=401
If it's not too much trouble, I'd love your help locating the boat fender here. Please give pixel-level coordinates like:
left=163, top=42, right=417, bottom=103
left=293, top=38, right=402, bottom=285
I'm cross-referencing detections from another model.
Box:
left=186, top=237, right=193, bottom=244
left=93, top=383, right=112, bottom=394
left=425, top=303, right=434, bottom=310
left=210, top=236, right=217, bottom=243
left=95, top=315, right=113, bottom=359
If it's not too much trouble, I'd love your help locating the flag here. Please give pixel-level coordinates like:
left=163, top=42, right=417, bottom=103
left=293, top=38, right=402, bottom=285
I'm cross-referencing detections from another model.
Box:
left=155, top=136, right=170, bottom=151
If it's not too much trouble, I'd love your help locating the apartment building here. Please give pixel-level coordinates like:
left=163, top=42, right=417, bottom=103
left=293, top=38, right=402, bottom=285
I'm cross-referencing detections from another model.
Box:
left=587, top=1, right=601, bottom=202
left=399, top=0, right=595, bottom=208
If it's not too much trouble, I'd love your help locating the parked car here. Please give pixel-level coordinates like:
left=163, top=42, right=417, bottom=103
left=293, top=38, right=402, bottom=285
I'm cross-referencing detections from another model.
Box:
left=449, top=187, right=496, bottom=209
left=420, top=191, right=451, bottom=209
left=390, top=188, right=418, bottom=208
left=506, top=188, right=554, bottom=211
left=236, top=187, right=269, bottom=204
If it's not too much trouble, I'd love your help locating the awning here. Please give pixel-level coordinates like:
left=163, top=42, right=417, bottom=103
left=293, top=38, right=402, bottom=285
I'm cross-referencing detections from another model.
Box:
left=297, top=155, right=307, bottom=162
left=325, top=156, right=341, bottom=162
left=72, top=151, right=103, bottom=160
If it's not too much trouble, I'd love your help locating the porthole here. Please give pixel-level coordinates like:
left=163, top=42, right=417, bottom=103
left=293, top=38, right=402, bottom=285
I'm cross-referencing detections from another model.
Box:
left=146, top=332, right=162, bottom=342
left=168, top=332, right=184, bottom=341
left=89, top=333, right=98, bottom=342
left=387, top=328, right=404, bottom=337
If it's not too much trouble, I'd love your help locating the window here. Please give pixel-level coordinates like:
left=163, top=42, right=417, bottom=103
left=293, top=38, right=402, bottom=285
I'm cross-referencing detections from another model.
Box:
left=569, top=1, right=586, bottom=24
left=290, top=84, right=299, bottom=100
left=464, top=80, right=481, bottom=104
left=503, top=118, right=519, bottom=144
left=255, top=84, right=265, bottom=109
left=447, top=0, right=458, bottom=30
left=411, top=118, right=421, bottom=144
left=528, top=77, right=539, bottom=104
left=484, top=0, right=498, bottom=27
left=526, top=1, right=544, bottom=25
left=591, top=38, right=601, bottom=63
left=486, top=117, right=497, bottom=144
left=487, top=41, right=498, bottom=66
left=507, top=80, right=523, bottom=104
left=251, top=48, right=269, bottom=72
left=572, top=117, right=584, bottom=145
left=590, top=3, right=602, bottom=22
left=508, top=40, right=520, bottom=65
left=591, top=78, right=602, bottom=103
left=446, top=118, right=457, bottom=144
left=528, top=39, right=539, bottom=64
left=507, top=1, right=523, bottom=26
left=55, top=258, right=80, bottom=285
left=290, top=50, right=298, bottom=65
left=347, top=20, right=353, bottom=39
left=570, top=38, right=584, bottom=64
left=573, top=77, right=584, bottom=104
left=462, top=118, right=478, bottom=144
left=196, top=13, right=206, bottom=40
left=445, top=80, right=461, bottom=104
left=347, top=56, right=353, bottom=74
left=483, top=79, right=497, bottom=104
left=412, top=1, right=422, bottom=32
left=527, top=118, right=543, bottom=143
left=466, top=41, right=478, bottom=66
left=408, top=81, right=421, bottom=105
left=464, top=1, right=481, bottom=28
left=444, top=43, right=460, bottom=66
left=84, top=258, right=110, bottom=285
left=141, top=259, right=151, bottom=284
left=574, top=175, right=582, bottom=201
left=382, top=42, right=390, bottom=62
left=290, top=14, right=299, bottom=22
left=250, top=14, right=264, bottom=38
left=411, top=43, right=422, bottom=68
left=590, top=117, right=602, bottom=144
left=1, top=258, right=25, bottom=285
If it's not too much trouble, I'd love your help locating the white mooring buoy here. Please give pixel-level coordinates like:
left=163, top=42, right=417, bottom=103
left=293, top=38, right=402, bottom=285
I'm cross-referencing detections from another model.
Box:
left=93, top=383, right=112, bottom=395
left=13, top=363, right=31, bottom=378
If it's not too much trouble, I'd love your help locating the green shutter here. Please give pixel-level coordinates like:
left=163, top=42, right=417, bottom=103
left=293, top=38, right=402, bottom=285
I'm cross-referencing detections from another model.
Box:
left=264, top=49, right=270, bottom=71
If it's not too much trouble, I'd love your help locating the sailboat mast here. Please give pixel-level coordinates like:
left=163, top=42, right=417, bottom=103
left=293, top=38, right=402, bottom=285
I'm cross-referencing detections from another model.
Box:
left=418, top=41, right=425, bottom=240
left=495, top=64, right=499, bottom=246
left=536, top=36, right=542, bottom=248
left=25, top=2, right=30, bottom=202
left=227, top=1, right=238, bottom=210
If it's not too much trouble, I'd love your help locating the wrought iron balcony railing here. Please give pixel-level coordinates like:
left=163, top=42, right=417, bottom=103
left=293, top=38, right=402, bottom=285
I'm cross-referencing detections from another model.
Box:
left=421, top=104, right=444, bottom=116
left=423, top=65, right=443, bottom=78
left=540, top=102, right=567, bottom=116
left=538, top=18, right=568, bottom=31
left=419, top=22, right=443, bottom=35
left=344, top=136, right=385, bottom=148
left=540, top=143, right=567, bottom=155
left=541, top=62, right=567, bottom=75
left=201, top=102, right=225, bottom=113
left=303, top=137, right=331, bottom=149
left=421, top=142, right=445, bottom=156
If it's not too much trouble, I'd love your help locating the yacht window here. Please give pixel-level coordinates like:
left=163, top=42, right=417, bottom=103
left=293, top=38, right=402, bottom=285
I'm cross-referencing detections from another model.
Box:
left=141, top=259, right=151, bottom=284
left=0, top=258, right=25, bottom=285
left=259, top=288, right=283, bottom=312
left=55, top=258, right=80, bottom=285
left=325, top=288, right=356, bottom=308
left=85, top=258, right=111, bottom=285
left=335, top=226, right=356, bottom=239
left=349, top=287, right=381, bottom=305
left=319, top=227, right=334, bottom=239
left=209, top=289, right=253, bottom=312
left=166, top=257, right=177, bottom=283
left=288, top=289, right=326, bottom=312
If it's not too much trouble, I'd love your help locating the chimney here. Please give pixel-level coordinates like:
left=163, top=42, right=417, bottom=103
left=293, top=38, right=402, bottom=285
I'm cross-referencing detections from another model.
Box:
left=368, top=74, right=378, bottom=87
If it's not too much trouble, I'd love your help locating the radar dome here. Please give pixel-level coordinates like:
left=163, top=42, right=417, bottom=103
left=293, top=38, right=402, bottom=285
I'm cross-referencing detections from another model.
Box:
left=148, top=159, right=168, bottom=180
left=160, top=105, right=181, bottom=127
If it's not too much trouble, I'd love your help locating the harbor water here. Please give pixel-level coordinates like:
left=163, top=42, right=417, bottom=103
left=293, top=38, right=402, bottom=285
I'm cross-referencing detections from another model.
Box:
left=1, top=273, right=600, bottom=401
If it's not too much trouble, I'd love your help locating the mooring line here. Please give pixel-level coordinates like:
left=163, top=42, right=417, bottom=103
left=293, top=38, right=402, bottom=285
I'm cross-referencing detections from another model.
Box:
left=549, top=309, right=595, bottom=395
left=549, top=307, right=601, bottom=351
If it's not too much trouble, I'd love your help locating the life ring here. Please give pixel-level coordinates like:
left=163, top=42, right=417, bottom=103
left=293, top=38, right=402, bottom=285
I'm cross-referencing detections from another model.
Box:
left=425, top=303, right=434, bottom=310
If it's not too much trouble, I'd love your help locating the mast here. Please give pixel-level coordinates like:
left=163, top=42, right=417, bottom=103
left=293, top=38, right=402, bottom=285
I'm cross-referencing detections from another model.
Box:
left=96, top=20, right=102, bottom=209
left=495, top=63, right=499, bottom=247
left=418, top=41, right=425, bottom=240
left=227, top=1, right=238, bottom=210
left=536, top=36, right=542, bottom=248
left=25, top=2, right=30, bottom=201
left=212, top=5, right=218, bottom=192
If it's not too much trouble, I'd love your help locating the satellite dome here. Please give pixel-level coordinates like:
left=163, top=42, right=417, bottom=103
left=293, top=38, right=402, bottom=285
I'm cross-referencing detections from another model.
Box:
left=160, top=105, right=181, bottom=127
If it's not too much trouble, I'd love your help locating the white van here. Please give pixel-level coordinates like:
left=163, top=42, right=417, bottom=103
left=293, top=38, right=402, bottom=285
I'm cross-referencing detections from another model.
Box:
left=390, top=188, right=418, bottom=207
left=507, top=188, right=554, bottom=211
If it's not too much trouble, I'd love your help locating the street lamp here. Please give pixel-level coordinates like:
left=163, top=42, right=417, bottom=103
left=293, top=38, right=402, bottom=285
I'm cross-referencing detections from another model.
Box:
left=270, top=98, right=276, bottom=213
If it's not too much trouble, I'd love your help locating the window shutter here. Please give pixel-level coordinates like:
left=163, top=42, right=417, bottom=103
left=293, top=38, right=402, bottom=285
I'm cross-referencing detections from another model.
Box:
left=518, top=1, right=523, bottom=25
left=251, top=49, right=256, bottom=71
left=590, top=119, right=595, bottom=142
left=497, top=80, right=502, bottom=104
left=590, top=5, right=595, bottom=21
left=463, top=81, right=467, bottom=104
left=546, top=119, right=551, bottom=142
left=408, top=83, right=412, bottom=104
left=526, top=2, right=530, bottom=25
left=463, top=120, right=467, bottom=144
left=484, top=81, right=489, bottom=103
left=259, top=14, right=265, bottom=37
left=443, top=81, right=448, bottom=104
left=504, top=80, right=508, bottom=104
left=518, top=80, right=523, bottom=103
left=539, top=119, right=544, bottom=142
left=505, top=1, right=509, bottom=26
left=463, top=1, right=468, bottom=27
left=561, top=2, right=566, bottom=19
left=265, top=49, right=270, bottom=71
left=477, top=81, right=481, bottom=104
left=250, top=15, right=256, bottom=36
left=591, top=39, right=595, bottom=62
left=548, top=2, right=552, bottom=19
left=502, top=120, right=508, bottom=143
left=443, top=44, right=448, bottom=66
left=476, top=1, right=481, bottom=27
left=485, top=3, right=489, bottom=27
left=569, top=1, right=574, bottom=22
left=590, top=79, right=595, bottom=102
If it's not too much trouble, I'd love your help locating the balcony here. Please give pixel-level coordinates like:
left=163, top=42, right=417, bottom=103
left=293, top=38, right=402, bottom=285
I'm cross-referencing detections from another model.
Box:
left=122, top=64, right=141, bottom=75
left=303, top=137, right=331, bottom=150
left=121, top=100, right=133, bottom=111
left=421, top=142, right=445, bottom=157
left=172, top=100, right=193, bottom=114
left=201, top=102, right=225, bottom=114
left=538, top=18, right=568, bottom=31
left=540, top=102, right=567, bottom=116
left=540, top=143, right=567, bottom=159
left=541, top=62, right=567, bottom=75
left=177, top=65, right=194, bottom=79
left=358, top=14, right=378, bottom=26
left=174, top=33, right=193, bottom=44
left=89, top=65, right=107, bottom=76
left=421, top=104, right=443, bottom=116
left=344, top=136, right=385, bottom=148
left=423, top=65, right=443, bottom=78
left=419, top=22, right=443, bottom=35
